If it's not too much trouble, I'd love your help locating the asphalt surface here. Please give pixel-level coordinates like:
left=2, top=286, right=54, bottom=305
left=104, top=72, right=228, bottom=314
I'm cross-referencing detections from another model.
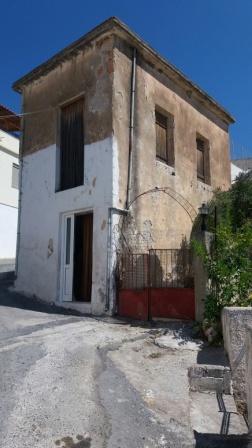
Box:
left=0, top=287, right=194, bottom=448
left=0, top=287, right=250, bottom=448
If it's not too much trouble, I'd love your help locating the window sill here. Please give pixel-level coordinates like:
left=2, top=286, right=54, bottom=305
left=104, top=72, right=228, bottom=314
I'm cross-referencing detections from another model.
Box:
left=156, top=158, right=175, bottom=174
left=197, top=178, right=212, bottom=191
left=55, top=184, right=84, bottom=194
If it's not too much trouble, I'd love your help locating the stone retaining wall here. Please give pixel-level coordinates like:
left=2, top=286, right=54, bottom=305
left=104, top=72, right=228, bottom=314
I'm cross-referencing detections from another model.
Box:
left=246, top=324, right=252, bottom=430
left=222, top=307, right=252, bottom=414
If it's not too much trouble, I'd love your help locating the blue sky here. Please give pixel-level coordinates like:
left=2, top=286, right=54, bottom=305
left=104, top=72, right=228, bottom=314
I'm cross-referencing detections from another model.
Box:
left=1, top=0, right=252, bottom=158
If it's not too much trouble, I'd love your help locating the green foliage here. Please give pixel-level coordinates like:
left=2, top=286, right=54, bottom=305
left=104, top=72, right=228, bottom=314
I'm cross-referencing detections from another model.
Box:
left=231, top=171, right=252, bottom=229
left=193, top=171, right=252, bottom=323
left=207, top=171, right=252, bottom=231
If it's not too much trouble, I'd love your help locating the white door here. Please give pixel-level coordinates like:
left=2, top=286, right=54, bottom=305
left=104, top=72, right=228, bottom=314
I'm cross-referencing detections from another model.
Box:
left=62, top=214, right=74, bottom=301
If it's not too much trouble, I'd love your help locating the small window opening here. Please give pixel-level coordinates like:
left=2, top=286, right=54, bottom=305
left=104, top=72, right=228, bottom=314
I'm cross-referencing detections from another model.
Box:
left=155, top=110, right=175, bottom=166
left=60, top=98, right=84, bottom=191
left=196, top=136, right=210, bottom=184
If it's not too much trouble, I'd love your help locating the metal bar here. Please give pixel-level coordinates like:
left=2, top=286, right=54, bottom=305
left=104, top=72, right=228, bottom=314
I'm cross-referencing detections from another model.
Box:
left=126, top=47, right=137, bottom=210
left=147, top=251, right=151, bottom=321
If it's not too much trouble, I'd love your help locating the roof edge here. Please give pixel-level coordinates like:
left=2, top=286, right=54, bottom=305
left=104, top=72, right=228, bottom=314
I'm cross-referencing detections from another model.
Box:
left=13, top=16, right=117, bottom=93
left=12, top=16, right=235, bottom=125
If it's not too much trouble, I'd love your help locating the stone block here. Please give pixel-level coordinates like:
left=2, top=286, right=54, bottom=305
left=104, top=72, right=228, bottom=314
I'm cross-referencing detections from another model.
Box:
left=222, top=307, right=252, bottom=411
left=188, top=364, right=231, bottom=394
left=246, top=324, right=252, bottom=431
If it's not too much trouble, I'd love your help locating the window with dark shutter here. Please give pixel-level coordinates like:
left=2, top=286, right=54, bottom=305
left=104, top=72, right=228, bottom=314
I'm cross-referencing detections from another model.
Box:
left=155, top=110, right=174, bottom=166
left=196, top=138, right=205, bottom=180
left=60, top=98, right=84, bottom=191
left=196, top=136, right=210, bottom=184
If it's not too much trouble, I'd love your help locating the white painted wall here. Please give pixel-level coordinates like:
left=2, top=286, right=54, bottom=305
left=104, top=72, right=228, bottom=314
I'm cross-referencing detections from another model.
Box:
left=15, top=137, right=118, bottom=314
left=0, top=129, right=19, bottom=206
left=231, top=162, right=244, bottom=183
left=0, top=129, right=19, bottom=260
left=0, top=204, right=18, bottom=259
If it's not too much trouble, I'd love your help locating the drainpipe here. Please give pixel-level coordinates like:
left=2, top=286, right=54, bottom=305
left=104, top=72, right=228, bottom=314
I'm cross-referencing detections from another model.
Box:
left=126, top=47, right=137, bottom=210
left=105, top=207, right=128, bottom=312
left=15, top=95, right=25, bottom=278
left=105, top=48, right=136, bottom=312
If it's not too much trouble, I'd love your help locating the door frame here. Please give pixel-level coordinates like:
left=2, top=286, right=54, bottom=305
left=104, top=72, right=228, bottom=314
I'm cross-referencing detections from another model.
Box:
left=59, top=208, right=93, bottom=303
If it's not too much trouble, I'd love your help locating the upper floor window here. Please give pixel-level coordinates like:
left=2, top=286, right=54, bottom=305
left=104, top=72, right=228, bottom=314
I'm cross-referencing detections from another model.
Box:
left=155, top=110, right=174, bottom=167
left=60, top=98, right=84, bottom=191
left=196, top=136, right=210, bottom=184
left=12, top=163, right=19, bottom=189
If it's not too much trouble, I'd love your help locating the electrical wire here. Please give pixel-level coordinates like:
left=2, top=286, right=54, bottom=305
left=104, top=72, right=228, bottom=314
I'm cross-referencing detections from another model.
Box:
left=0, top=107, right=54, bottom=119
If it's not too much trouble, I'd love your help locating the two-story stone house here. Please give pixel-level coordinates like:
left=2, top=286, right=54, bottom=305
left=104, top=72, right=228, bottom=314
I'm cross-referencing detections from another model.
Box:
left=13, top=17, right=234, bottom=316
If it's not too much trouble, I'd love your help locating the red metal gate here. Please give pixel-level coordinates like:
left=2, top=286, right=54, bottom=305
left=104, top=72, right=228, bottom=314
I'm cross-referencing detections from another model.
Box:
left=118, top=249, right=195, bottom=321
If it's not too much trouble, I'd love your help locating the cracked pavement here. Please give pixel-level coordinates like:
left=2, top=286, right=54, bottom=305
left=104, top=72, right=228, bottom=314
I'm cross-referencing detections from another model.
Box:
left=1, top=288, right=247, bottom=448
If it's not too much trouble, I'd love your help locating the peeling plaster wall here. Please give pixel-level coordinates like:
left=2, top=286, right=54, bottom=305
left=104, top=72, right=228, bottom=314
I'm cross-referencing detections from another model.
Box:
left=21, top=35, right=114, bottom=156
left=15, top=37, right=116, bottom=314
left=113, top=37, right=231, bottom=252
left=15, top=138, right=113, bottom=313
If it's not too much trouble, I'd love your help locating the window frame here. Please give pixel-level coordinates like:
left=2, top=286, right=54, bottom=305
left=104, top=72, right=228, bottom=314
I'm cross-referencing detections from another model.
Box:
left=56, top=94, right=85, bottom=193
left=196, top=134, right=211, bottom=185
left=155, top=108, right=175, bottom=167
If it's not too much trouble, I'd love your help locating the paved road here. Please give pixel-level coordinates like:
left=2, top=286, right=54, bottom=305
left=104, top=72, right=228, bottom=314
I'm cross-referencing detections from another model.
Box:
left=0, top=287, right=195, bottom=448
left=1, top=288, right=249, bottom=448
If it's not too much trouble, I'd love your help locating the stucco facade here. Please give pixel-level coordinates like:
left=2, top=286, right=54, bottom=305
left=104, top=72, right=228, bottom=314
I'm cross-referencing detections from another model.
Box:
left=0, top=129, right=19, bottom=260
left=13, top=18, right=233, bottom=315
left=113, top=36, right=231, bottom=253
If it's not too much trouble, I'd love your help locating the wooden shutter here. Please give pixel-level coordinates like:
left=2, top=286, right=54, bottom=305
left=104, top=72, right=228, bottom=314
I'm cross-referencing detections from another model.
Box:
left=60, top=98, right=84, bottom=190
left=156, top=110, right=175, bottom=166
left=167, top=114, right=175, bottom=166
left=196, top=138, right=205, bottom=180
left=156, top=111, right=168, bottom=162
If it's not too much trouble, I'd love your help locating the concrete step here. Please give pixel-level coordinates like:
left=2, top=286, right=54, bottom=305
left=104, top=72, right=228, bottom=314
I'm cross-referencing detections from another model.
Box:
left=188, top=364, right=231, bottom=394
left=190, top=391, right=248, bottom=442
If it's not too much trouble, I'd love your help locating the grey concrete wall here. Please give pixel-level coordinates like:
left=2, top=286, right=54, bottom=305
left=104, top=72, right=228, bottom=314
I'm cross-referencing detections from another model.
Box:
left=222, top=307, right=252, bottom=413
left=246, top=324, right=252, bottom=430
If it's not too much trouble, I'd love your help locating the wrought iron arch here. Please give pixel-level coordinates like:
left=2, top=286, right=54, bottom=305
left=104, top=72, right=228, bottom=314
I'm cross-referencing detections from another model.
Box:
left=128, top=187, right=197, bottom=223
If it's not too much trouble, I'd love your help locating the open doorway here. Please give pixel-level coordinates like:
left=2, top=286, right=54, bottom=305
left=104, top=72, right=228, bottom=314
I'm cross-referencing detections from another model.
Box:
left=73, top=213, right=93, bottom=302
left=61, top=211, right=93, bottom=302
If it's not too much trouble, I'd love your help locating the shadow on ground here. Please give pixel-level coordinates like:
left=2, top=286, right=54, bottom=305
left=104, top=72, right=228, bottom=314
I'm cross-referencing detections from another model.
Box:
left=194, top=431, right=252, bottom=447
left=0, top=286, right=83, bottom=316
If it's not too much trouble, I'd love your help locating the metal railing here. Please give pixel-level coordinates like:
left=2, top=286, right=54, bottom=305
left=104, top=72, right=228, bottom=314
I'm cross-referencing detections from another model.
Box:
left=118, top=248, right=194, bottom=290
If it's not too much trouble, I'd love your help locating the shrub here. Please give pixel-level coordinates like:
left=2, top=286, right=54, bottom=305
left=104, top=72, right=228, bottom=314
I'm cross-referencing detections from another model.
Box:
left=193, top=169, right=252, bottom=323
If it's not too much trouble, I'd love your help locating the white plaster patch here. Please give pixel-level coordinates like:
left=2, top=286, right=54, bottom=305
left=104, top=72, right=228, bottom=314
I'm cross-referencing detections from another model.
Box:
left=15, top=137, right=114, bottom=314
left=112, top=136, right=119, bottom=205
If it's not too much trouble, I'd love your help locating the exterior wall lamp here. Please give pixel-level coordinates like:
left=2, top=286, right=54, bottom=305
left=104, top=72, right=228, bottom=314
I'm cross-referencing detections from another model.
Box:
left=199, top=202, right=209, bottom=231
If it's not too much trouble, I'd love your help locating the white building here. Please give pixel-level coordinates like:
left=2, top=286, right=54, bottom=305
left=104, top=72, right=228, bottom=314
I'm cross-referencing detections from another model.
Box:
left=0, top=105, right=20, bottom=266
left=231, top=162, right=244, bottom=183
